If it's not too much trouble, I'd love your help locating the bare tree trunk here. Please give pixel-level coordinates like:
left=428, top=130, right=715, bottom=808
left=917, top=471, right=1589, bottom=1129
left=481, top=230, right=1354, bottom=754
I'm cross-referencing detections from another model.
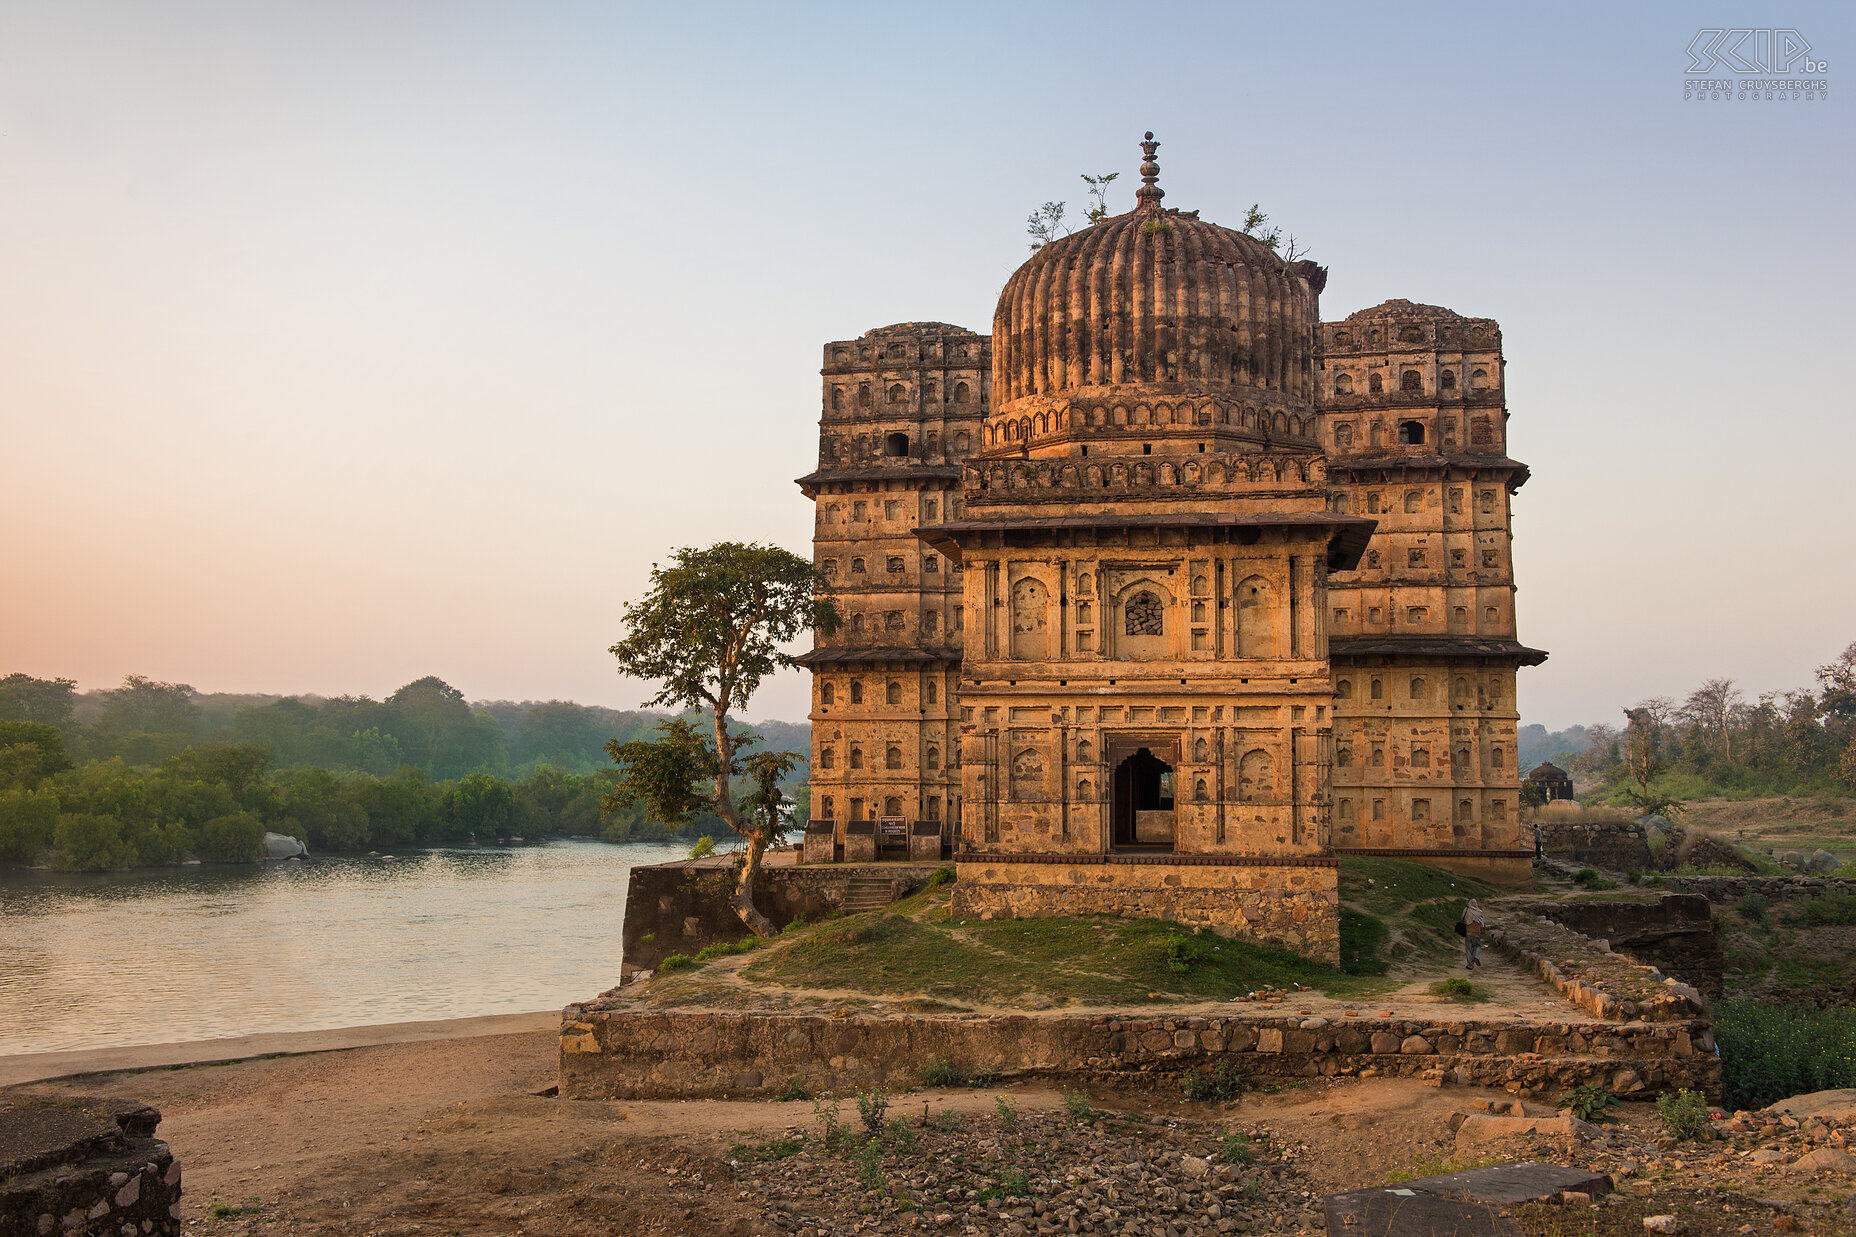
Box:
left=710, top=705, right=777, bottom=937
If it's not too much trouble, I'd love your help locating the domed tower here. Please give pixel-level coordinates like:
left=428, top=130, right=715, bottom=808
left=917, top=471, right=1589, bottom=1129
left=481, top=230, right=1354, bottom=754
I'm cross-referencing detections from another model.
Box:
left=915, top=136, right=1372, bottom=963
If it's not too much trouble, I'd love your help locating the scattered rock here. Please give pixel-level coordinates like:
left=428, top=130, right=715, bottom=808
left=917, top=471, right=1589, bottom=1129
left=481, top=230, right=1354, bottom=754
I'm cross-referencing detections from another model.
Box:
left=1643, top=1216, right=1682, bottom=1233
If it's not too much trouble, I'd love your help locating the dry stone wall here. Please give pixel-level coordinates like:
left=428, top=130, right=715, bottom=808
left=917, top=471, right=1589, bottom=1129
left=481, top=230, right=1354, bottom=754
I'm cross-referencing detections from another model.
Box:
left=558, top=1005, right=1717, bottom=1102
left=0, top=1097, right=181, bottom=1237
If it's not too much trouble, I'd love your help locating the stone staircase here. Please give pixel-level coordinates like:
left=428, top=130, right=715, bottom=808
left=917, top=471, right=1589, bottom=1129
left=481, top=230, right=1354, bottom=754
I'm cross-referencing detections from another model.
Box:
left=841, top=873, right=900, bottom=915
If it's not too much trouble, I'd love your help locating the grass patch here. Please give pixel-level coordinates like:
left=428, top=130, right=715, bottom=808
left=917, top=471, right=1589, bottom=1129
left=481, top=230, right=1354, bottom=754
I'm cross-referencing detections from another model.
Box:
left=1339, top=910, right=1389, bottom=976
left=1431, top=976, right=1487, bottom=1001
left=1798, top=890, right=1856, bottom=926
left=739, top=885, right=1371, bottom=1005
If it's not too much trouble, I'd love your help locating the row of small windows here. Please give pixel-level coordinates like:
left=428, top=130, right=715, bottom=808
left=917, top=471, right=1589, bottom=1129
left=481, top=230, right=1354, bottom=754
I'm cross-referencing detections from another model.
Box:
left=816, top=796, right=944, bottom=821
left=819, top=677, right=943, bottom=706
left=1332, top=603, right=1503, bottom=627
left=1334, top=797, right=1509, bottom=824
left=1331, top=367, right=1491, bottom=396
left=1336, top=675, right=1506, bottom=704
left=817, top=496, right=962, bottom=524
left=821, top=555, right=941, bottom=576
left=1331, top=417, right=1494, bottom=449
left=830, top=609, right=962, bottom=638
left=818, top=744, right=942, bottom=771
left=829, top=380, right=973, bottom=410
left=831, top=341, right=975, bottom=364
left=1335, top=742, right=1507, bottom=769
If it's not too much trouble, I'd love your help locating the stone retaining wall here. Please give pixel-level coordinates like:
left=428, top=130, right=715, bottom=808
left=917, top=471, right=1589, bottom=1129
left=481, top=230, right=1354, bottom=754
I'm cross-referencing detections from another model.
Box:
left=1503, top=893, right=1723, bottom=998
left=0, top=1097, right=181, bottom=1237
left=557, top=1006, right=1719, bottom=1102
left=1487, top=910, right=1709, bottom=1024
left=622, top=859, right=940, bottom=971
left=950, top=857, right=1340, bottom=965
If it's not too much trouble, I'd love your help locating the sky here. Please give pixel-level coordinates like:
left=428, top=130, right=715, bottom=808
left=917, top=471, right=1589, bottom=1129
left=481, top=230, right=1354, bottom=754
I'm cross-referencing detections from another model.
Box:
left=1, top=1, right=1850, bottom=731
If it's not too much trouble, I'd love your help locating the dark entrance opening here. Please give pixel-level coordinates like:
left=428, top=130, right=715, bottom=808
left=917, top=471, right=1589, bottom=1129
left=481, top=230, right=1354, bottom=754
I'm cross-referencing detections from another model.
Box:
left=883, top=432, right=910, bottom=458
left=1112, top=748, right=1175, bottom=850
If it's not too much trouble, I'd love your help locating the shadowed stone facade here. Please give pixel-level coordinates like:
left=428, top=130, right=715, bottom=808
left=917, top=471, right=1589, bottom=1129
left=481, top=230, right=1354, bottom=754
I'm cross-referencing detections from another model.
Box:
left=798, top=136, right=1543, bottom=958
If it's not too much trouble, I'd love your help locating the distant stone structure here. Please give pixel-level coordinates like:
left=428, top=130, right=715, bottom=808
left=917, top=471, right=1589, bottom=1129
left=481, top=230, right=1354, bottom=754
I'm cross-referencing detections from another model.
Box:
left=1527, top=760, right=1575, bottom=802
left=796, top=135, right=1544, bottom=960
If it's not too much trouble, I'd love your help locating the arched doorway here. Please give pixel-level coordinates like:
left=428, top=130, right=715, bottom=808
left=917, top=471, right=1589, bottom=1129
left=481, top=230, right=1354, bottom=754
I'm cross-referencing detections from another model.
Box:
left=1112, top=748, right=1175, bottom=850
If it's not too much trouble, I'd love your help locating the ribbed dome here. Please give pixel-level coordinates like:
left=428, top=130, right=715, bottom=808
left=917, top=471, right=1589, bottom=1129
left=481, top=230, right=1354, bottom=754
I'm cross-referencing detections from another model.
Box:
left=992, top=209, right=1326, bottom=412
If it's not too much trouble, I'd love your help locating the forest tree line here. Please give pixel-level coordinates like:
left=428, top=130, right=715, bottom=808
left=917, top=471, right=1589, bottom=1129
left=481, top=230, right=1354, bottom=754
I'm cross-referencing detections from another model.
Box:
left=1533, top=642, right=1856, bottom=804
left=0, top=672, right=808, bottom=870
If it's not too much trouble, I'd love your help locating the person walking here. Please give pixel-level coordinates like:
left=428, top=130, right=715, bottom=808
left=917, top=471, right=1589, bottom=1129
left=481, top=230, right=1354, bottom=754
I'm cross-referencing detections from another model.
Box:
left=1457, top=899, right=1485, bottom=970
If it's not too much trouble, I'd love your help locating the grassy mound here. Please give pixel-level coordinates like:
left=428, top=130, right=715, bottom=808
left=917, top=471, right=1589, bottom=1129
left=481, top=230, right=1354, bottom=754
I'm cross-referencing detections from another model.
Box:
left=728, top=884, right=1378, bottom=1006
left=1337, top=857, right=1499, bottom=969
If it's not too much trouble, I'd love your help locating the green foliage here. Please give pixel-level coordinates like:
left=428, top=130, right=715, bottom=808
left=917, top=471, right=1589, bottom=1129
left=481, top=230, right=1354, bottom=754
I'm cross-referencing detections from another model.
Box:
left=980, top=1169, right=1030, bottom=1201
left=1061, top=1089, right=1100, bottom=1125
left=992, top=1095, right=1019, bottom=1132
left=0, top=721, right=73, bottom=788
left=855, top=1138, right=885, bottom=1189
left=655, top=953, right=698, bottom=974
left=924, top=865, right=955, bottom=888
left=1557, top=1083, right=1621, bottom=1123
left=0, top=788, right=58, bottom=862
left=812, top=1098, right=850, bottom=1153
left=1739, top=891, right=1773, bottom=926
left=198, top=811, right=266, bottom=863
left=884, top=1115, right=917, bottom=1154
left=1573, top=868, right=1600, bottom=887
left=688, top=834, right=716, bottom=859
left=0, top=673, right=78, bottom=727
left=1181, top=1060, right=1247, bottom=1102
left=918, top=1055, right=968, bottom=1088
left=692, top=937, right=760, bottom=963
left=1437, top=976, right=1475, bottom=997
left=1656, top=1088, right=1713, bottom=1141
left=777, top=1076, right=810, bottom=1102
left=1798, top=891, right=1856, bottom=927
left=729, top=1135, right=805, bottom=1162
left=52, top=813, right=143, bottom=870
left=929, top=1108, right=963, bottom=1133
left=1717, top=1000, right=1856, bottom=1111
left=855, top=1087, right=890, bottom=1134
left=1219, top=1133, right=1253, bottom=1165
left=1162, top=931, right=1198, bottom=974
left=1339, top=910, right=1389, bottom=975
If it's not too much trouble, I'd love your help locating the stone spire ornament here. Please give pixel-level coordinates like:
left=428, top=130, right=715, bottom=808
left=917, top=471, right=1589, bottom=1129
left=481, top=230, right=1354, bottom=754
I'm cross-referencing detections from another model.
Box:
left=1135, top=131, right=1164, bottom=213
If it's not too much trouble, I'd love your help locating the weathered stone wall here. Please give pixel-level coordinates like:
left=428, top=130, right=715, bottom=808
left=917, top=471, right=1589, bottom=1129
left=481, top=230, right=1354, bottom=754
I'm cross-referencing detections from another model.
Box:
left=1487, top=910, right=1709, bottom=1023
left=1506, top=893, right=1723, bottom=999
left=950, top=857, right=1340, bottom=965
left=558, top=1006, right=1717, bottom=1102
left=1537, top=817, right=1654, bottom=872
left=0, top=1097, right=181, bottom=1237
left=622, top=859, right=939, bottom=971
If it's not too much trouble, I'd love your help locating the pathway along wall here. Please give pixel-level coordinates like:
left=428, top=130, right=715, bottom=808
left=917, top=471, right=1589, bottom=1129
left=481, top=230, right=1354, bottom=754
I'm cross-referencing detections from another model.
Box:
left=558, top=1006, right=1717, bottom=1102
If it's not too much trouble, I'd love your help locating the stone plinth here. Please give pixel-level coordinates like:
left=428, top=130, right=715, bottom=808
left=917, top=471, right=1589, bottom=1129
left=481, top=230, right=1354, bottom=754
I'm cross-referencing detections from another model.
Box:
left=950, top=855, right=1341, bottom=965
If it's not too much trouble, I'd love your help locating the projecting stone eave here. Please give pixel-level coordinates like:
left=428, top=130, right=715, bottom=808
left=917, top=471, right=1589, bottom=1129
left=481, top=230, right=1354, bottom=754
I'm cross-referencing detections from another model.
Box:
left=1326, top=452, right=1531, bottom=491
left=792, top=647, right=959, bottom=668
left=915, top=511, right=1376, bottom=572
left=1328, top=635, right=1549, bottom=668
left=794, top=464, right=965, bottom=497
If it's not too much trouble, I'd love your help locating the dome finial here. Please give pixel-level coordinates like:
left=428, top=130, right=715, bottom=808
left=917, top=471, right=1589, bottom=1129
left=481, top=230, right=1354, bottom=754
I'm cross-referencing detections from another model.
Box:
left=1136, top=131, right=1164, bottom=212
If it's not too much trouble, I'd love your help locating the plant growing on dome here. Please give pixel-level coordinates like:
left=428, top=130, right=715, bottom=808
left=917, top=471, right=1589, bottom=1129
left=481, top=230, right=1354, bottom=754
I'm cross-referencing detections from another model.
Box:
left=1026, top=200, right=1069, bottom=250
left=604, top=541, right=838, bottom=936
left=1239, top=203, right=1309, bottom=261
left=1080, top=171, right=1119, bottom=222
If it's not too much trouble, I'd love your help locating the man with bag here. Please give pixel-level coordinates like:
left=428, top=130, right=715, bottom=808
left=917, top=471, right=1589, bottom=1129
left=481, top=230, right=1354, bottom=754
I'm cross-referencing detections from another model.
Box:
left=1456, top=899, right=1485, bottom=970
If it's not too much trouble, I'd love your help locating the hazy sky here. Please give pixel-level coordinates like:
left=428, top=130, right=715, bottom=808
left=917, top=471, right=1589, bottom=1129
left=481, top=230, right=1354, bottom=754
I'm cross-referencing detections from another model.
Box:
left=2, top=1, right=1850, bottom=730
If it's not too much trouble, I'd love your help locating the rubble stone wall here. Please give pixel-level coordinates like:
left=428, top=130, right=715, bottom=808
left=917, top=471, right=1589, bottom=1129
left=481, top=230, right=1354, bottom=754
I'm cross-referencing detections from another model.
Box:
left=558, top=1006, right=1718, bottom=1102
left=0, top=1098, right=181, bottom=1237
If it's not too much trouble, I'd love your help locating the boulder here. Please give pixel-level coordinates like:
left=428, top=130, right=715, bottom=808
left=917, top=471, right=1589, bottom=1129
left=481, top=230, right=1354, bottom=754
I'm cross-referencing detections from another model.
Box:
left=262, top=831, right=308, bottom=859
left=1791, top=1147, right=1856, bottom=1174
left=1767, top=1090, right=1856, bottom=1125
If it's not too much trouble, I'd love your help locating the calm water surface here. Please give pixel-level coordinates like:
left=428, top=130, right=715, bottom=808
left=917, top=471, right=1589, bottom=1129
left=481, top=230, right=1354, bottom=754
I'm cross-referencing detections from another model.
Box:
left=0, top=839, right=689, bottom=1055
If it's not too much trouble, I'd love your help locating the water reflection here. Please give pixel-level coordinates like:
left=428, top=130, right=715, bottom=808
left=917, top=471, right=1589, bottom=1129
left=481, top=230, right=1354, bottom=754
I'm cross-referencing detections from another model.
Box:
left=0, top=839, right=687, bottom=1055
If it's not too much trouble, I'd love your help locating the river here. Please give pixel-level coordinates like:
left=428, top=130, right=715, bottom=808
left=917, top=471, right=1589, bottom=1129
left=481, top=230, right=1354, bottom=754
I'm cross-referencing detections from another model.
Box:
left=0, top=838, right=690, bottom=1056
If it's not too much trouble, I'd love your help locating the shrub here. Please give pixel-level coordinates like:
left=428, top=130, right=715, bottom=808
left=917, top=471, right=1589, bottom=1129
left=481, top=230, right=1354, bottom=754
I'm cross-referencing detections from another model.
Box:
left=777, top=1076, right=810, bottom=1102
left=1062, top=1089, right=1100, bottom=1125
left=729, top=1135, right=805, bottom=1162
left=1161, top=931, right=1199, bottom=974
left=0, top=788, right=58, bottom=863
left=812, top=1098, right=852, bottom=1153
left=925, top=866, right=955, bottom=888
left=855, top=1087, right=890, bottom=1134
left=1438, top=976, right=1474, bottom=997
left=1219, top=1133, right=1252, bottom=1165
left=1573, top=868, right=1601, bottom=887
left=929, top=1108, right=963, bottom=1132
left=919, top=1055, right=966, bottom=1087
left=1739, top=891, right=1773, bottom=926
left=693, top=937, right=759, bottom=962
left=1799, top=891, right=1856, bottom=927
left=993, top=1095, right=1019, bottom=1131
left=1717, top=1000, right=1856, bottom=1111
left=1181, top=1060, right=1246, bottom=1102
left=980, top=1168, right=1030, bottom=1200
left=655, top=953, right=698, bottom=974
left=855, top=1138, right=884, bottom=1188
left=52, top=813, right=138, bottom=871
left=688, top=835, right=716, bottom=859
left=884, top=1115, right=917, bottom=1154
left=1557, top=1083, right=1621, bottom=1123
left=1657, top=1088, right=1712, bottom=1141
left=199, top=811, right=266, bottom=863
